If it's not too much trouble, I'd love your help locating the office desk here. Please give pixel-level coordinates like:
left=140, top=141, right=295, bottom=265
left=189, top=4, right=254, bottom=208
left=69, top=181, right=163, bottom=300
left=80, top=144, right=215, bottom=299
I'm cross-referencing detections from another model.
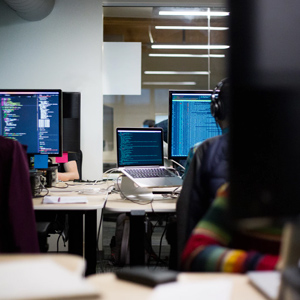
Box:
left=0, top=253, right=86, bottom=275
left=86, top=272, right=267, bottom=300
left=0, top=254, right=99, bottom=299
left=33, top=183, right=107, bottom=275
left=105, top=190, right=176, bottom=213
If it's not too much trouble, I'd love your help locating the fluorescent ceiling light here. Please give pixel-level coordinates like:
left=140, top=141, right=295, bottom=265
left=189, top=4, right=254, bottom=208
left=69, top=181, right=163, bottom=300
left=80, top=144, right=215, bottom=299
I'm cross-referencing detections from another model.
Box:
left=155, top=26, right=228, bottom=31
left=143, top=82, right=197, bottom=85
left=159, top=11, right=230, bottom=17
left=144, top=71, right=209, bottom=75
left=149, top=53, right=225, bottom=58
left=151, top=44, right=229, bottom=50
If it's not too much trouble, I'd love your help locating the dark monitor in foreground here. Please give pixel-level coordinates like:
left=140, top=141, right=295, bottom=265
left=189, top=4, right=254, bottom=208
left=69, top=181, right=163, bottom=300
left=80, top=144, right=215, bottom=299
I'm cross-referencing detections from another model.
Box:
left=168, top=90, right=220, bottom=160
left=228, top=0, right=300, bottom=225
left=0, top=89, right=63, bottom=156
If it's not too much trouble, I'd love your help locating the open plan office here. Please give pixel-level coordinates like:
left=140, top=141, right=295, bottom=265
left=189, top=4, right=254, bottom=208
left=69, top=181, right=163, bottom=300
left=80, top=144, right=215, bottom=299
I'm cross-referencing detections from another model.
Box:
left=1, top=0, right=300, bottom=299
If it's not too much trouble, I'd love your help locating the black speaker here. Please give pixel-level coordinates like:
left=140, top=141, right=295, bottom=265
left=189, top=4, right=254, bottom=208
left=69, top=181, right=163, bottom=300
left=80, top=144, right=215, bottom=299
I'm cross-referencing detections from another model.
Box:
left=63, top=92, right=81, bottom=153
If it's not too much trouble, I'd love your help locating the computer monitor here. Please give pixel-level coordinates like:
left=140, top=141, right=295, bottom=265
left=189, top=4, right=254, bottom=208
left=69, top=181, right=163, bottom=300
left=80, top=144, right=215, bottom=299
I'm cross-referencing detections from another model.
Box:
left=0, top=89, right=63, bottom=156
left=228, top=0, right=300, bottom=225
left=168, top=90, right=221, bottom=160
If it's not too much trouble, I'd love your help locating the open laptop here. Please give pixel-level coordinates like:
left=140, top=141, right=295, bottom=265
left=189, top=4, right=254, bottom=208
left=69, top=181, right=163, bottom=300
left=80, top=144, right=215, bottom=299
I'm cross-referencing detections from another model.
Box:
left=116, top=127, right=183, bottom=188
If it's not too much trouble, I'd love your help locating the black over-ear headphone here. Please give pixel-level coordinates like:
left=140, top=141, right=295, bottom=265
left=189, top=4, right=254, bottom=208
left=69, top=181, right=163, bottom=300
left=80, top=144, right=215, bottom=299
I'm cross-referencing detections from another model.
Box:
left=210, top=78, right=228, bottom=121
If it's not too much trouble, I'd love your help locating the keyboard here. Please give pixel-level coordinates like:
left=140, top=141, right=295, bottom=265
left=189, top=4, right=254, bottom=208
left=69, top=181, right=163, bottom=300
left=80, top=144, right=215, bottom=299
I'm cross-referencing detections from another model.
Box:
left=124, top=168, right=176, bottom=178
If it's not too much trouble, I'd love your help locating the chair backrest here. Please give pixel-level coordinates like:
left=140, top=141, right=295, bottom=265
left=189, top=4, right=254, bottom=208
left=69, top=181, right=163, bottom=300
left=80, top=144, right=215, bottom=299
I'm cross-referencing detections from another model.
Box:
left=77, top=150, right=83, bottom=180
left=0, top=137, right=39, bottom=253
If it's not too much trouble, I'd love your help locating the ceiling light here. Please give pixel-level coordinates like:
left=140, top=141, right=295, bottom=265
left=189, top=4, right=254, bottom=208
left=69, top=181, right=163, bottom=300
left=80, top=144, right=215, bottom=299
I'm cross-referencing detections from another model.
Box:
left=155, top=26, right=228, bottom=31
left=151, top=45, right=230, bottom=50
left=158, top=11, right=229, bottom=17
left=149, top=53, right=225, bottom=58
left=144, top=71, right=209, bottom=75
left=143, top=82, right=197, bottom=86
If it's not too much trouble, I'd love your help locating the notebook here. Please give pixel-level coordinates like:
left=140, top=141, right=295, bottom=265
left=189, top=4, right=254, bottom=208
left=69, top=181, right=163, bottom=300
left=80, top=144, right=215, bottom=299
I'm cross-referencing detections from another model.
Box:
left=116, top=127, right=183, bottom=188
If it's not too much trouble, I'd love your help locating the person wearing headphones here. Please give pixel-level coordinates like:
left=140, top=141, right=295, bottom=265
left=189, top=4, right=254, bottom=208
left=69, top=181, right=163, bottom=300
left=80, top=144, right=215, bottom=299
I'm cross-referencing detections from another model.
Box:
left=172, top=78, right=231, bottom=270
left=183, top=78, right=230, bottom=177
left=178, top=79, right=281, bottom=273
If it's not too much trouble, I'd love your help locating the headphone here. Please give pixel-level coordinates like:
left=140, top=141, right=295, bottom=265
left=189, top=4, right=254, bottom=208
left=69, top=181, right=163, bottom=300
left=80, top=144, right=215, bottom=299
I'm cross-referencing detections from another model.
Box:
left=210, top=78, right=228, bottom=121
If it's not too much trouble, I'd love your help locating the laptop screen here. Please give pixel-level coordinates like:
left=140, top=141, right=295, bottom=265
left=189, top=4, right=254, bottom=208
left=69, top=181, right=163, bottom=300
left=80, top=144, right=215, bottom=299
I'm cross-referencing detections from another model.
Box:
left=116, top=128, right=164, bottom=167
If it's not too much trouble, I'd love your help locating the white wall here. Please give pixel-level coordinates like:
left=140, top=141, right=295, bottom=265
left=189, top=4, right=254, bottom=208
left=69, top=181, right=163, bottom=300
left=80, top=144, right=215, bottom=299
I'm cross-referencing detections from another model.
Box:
left=0, top=0, right=103, bottom=180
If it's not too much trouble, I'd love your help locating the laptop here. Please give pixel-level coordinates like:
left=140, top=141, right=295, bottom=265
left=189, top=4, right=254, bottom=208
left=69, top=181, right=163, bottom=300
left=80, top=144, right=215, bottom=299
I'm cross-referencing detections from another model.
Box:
left=116, top=127, right=183, bottom=188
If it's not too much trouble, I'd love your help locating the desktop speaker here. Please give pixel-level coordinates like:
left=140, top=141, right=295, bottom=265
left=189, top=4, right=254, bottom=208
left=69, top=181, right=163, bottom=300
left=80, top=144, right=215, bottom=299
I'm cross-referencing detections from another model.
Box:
left=63, top=92, right=81, bottom=153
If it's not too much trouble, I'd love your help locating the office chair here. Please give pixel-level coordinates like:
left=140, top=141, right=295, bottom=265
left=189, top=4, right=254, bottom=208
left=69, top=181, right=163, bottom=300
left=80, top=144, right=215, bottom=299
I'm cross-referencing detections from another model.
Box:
left=0, top=137, right=39, bottom=253
left=76, top=150, right=83, bottom=180
left=36, top=150, right=82, bottom=252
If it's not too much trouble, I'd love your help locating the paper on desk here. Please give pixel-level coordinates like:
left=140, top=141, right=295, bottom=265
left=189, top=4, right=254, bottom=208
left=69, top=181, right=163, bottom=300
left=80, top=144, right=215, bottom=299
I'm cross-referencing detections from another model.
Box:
left=43, top=196, right=88, bottom=204
left=148, top=280, right=232, bottom=300
left=0, top=259, right=98, bottom=299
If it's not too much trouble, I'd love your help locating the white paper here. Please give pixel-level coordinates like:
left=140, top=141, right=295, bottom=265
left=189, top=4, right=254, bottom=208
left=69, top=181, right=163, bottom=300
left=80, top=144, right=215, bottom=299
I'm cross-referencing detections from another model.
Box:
left=0, top=259, right=98, bottom=299
left=247, top=271, right=280, bottom=300
left=148, top=280, right=232, bottom=300
left=43, top=196, right=88, bottom=204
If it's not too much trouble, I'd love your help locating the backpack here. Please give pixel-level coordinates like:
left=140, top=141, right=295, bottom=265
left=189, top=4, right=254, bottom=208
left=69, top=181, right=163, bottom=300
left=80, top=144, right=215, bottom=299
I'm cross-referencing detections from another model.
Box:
left=110, top=213, right=153, bottom=266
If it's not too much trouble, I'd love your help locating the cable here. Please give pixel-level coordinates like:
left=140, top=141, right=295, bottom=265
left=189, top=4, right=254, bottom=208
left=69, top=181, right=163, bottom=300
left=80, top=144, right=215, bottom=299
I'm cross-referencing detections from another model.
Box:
left=165, top=166, right=181, bottom=177
left=165, top=157, right=185, bottom=171
left=56, top=232, right=62, bottom=253
left=35, top=174, right=49, bottom=197
left=93, top=168, right=120, bottom=185
left=104, top=168, right=119, bottom=174
left=53, top=182, right=69, bottom=188
left=96, top=188, right=110, bottom=251
left=117, top=174, right=154, bottom=205
left=156, top=218, right=168, bottom=268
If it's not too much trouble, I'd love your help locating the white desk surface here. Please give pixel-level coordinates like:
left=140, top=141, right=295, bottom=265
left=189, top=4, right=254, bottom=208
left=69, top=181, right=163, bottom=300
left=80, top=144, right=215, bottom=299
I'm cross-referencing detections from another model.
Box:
left=100, top=179, right=177, bottom=213
left=105, top=191, right=176, bottom=213
left=0, top=253, right=86, bottom=276
left=0, top=254, right=98, bottom=300
left=32, top=181, right=177, bottom=212
left=32, top=182, right=107, bottom=210
left=86, top=272, right=268, bottom=300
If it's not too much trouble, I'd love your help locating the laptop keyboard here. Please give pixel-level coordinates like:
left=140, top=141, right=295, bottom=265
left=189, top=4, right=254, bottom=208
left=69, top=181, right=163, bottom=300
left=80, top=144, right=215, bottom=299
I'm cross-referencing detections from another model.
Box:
left=124, top=168, right=176, bottom=178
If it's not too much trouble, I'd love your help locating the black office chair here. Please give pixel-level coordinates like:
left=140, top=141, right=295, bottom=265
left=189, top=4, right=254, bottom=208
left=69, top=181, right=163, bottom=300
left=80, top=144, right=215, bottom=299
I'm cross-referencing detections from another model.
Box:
left=76, top=150, right=83, bottom=180
left=36, top=150, right=82, bottom=252
left=0, top=137, right=39, bottom=253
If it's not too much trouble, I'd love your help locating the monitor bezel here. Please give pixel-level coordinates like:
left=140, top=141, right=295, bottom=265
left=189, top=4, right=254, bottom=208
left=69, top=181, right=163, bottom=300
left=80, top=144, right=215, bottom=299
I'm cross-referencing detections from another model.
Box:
left=0, top=89, right=63, bottom=157
left=168, top=89, right=214, bottom=160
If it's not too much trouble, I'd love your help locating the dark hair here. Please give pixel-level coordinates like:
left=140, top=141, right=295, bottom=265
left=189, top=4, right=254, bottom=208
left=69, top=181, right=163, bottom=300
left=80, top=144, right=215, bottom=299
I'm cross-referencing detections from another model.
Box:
left=211, top=78, right=230, bottom=121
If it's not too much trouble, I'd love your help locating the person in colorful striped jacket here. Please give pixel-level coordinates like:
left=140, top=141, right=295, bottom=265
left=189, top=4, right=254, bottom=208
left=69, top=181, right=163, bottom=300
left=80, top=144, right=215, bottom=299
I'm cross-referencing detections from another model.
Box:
left=181, top=183, right=281, bottom=272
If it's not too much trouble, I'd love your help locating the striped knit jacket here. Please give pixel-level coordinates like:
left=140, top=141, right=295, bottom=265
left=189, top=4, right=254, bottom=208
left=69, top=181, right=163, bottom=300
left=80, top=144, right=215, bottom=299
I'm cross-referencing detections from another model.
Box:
left=181, top=184, right=281, bottom=272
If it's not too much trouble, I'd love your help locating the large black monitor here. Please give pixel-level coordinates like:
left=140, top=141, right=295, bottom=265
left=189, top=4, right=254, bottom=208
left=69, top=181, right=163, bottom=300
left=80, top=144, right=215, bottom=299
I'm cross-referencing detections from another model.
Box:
left=0, top=89, right=63, bottom=156
left=228, top=0, right=300, bottom=224
left=168, top=90, right=221, bottom=160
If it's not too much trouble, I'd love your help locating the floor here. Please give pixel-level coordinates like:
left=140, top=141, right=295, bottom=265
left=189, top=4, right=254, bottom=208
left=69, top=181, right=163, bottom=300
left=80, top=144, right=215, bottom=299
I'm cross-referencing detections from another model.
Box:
left=46, top=213, right=173, bottom=273
left=97, top=217, right=171, bottom=273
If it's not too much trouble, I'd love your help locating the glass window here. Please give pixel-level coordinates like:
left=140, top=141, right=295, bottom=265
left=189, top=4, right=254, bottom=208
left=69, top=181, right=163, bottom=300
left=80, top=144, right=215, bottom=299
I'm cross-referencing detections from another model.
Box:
left=103, top=6, right=229, bottom=168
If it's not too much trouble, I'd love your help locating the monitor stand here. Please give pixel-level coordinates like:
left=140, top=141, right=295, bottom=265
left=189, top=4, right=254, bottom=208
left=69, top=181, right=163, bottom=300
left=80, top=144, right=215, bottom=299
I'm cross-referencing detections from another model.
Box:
left=277, top=220, right=300, bottom=300
left=119, top=176, right=154, bottom=201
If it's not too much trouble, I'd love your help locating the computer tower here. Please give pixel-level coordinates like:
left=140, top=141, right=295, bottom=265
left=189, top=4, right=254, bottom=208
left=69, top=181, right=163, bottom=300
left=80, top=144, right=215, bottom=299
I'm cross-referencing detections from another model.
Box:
left=62, top=92, right=81, bottom=153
